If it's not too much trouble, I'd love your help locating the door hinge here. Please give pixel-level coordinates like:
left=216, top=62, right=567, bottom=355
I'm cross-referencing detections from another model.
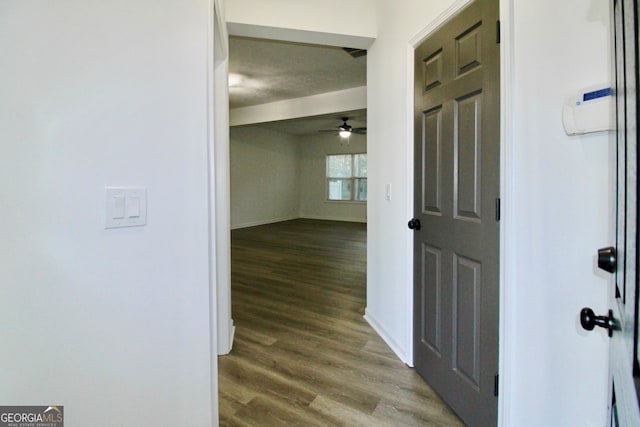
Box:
left=495, top=197, right=501, bottom=222
left=494, top=374, right=499, bottom=397
left=496, top=20, right=501, bottom=44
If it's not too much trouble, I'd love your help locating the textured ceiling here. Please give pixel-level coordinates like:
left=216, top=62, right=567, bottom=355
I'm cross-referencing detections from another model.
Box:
left=228, top=36, right=367, bottom=138
left=229, top=36, right=366, bottom=109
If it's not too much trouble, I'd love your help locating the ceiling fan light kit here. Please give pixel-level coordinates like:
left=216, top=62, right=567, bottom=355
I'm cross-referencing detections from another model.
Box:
left=320, top=117, right=366, bottom=140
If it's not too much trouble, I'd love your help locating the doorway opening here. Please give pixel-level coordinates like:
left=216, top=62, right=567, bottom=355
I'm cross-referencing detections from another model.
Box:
left=224, top=37, right=370, bottom=353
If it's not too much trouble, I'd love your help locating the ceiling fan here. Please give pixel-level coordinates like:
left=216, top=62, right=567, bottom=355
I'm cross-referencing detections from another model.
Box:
left=320, top=117, right=367, bottom=138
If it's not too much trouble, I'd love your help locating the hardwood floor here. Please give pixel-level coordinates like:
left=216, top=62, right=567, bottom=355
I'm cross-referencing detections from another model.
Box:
left=219, top=219, right=464, bottom=426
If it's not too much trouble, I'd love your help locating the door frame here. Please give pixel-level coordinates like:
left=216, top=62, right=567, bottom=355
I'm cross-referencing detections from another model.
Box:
left=497, top=0, right=514, bottom=424
left=207, top=0, right=227, bottom=422
left=405, top=0, right=514, bottom=424
left=212, top=0, right=235, bottom=357
left=215, top=0, right=518, bottom=424
left=214, top=16, right=376, bottom=423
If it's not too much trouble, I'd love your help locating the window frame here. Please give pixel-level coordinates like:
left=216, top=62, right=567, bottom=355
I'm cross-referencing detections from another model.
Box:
left=325, top=153, right=367, bottom=202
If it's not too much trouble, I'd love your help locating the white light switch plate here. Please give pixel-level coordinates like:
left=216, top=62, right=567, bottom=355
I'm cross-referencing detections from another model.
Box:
left=105, top=187, right=147, bottom=229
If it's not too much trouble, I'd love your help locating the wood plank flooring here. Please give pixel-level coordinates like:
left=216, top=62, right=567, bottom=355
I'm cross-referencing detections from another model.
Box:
left=219, top=219, right=464, bottom=426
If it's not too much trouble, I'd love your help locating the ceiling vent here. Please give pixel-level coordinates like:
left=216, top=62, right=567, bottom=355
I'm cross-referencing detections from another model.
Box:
left=342, top=47, right=367, bottom=58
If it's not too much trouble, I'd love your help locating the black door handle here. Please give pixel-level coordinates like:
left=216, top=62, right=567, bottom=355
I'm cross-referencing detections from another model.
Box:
left=580, top=307, right=616, bottom=337
left=408, top=218, right=421, bottom=230
left=597, top=246, right=616, bottom=273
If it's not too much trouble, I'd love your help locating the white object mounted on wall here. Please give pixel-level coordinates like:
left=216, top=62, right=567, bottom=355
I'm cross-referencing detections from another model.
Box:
left=105, top=187, right=147, bottom=229
left=562, top=86, right=615, bottom=136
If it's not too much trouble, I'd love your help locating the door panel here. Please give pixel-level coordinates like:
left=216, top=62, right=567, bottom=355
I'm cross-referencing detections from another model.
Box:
left=423, top=108, right=443, bottom=214
left=413, top=0, right=500, bottom=425
left=455, top=23, right=482, bottom=75
left=455, top=92, right=482, bottom=221
left=421, top=244, right=442, bottom=353
left=453, top=253, right=481, bottom=388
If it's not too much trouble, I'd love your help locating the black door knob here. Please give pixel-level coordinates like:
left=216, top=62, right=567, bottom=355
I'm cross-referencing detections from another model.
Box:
left=408, top=218, right=421, bottom=230
left=580, top=307, right=616, bottom=337
left=597, top=246, right=616, bottom=273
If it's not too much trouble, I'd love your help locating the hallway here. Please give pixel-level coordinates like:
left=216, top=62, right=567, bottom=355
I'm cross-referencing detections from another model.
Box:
left=218, top=219, right=464, bottom=426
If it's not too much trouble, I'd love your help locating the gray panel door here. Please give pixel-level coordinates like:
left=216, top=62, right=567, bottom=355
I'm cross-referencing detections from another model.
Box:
left=608, top=0, right=640, bottom=424
left=412, top=0, right=499, bottom=425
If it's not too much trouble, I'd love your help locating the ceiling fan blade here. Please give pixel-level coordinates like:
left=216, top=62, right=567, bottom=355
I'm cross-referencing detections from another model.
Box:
left=317, top=117, right=366, bottom=135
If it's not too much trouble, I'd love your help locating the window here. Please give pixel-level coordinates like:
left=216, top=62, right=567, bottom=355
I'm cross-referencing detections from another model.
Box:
left=326, top=154, right=367, bottom=201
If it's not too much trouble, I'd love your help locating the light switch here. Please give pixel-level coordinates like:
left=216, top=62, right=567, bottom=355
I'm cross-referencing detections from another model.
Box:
left=126, top=196, right=140, bottom=218
left=105, top=187, right=147, bottom=229
left=113, top=195, right=125, bottom=219
left=386, top=183, right=392, bottom=201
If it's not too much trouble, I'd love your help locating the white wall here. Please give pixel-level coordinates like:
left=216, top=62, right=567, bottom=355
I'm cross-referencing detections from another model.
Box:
left=0, top=1, right=214, bottom=425
left=299, top=134, right=367, bottom=222
left=230, top=126, right=300, bottom=228
left=503, top=0, right=611, bottom=425
left=366, top=0, right=462, bottom=366
left=230, top=128, right=367, bottom=227
left=226, top=0, right=376, bottom=49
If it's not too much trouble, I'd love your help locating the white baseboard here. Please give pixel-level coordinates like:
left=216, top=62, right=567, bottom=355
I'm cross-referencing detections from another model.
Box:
left=217, top=320, right=235, bottom=355
left=229, top=323, right=235, bottom=351
left=232, top=215, right=366, bottom=229
left=231, top=216, right=299, bottom=230
left=300, top=215, right=367, bottom=223
left=364, top=309, right=409, bottom=364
